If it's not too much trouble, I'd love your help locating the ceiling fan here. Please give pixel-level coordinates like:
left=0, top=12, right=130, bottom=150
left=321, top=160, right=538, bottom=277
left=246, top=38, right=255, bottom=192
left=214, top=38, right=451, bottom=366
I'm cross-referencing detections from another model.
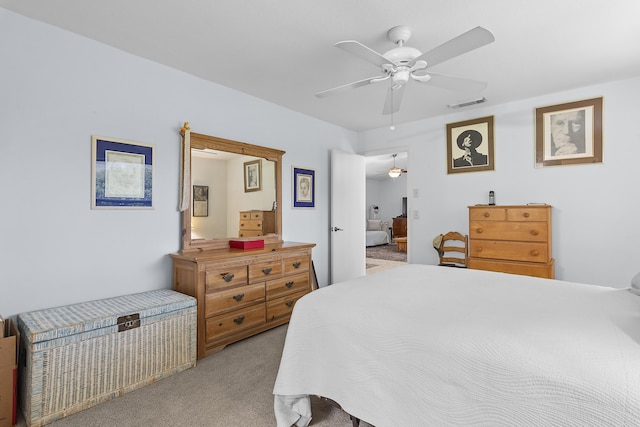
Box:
left=388, top=154, right=407, bottom=178
left=316, top=25, right=495, bottom=115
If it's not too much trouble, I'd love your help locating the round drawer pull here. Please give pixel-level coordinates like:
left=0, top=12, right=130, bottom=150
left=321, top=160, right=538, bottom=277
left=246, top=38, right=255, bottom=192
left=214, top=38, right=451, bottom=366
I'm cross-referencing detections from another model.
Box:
left=530, top=250, right=539, bottom=256
left=475, top=247, right=483, bottom=253
left=476, top=228, right=483, bottom=234
left=483, top=212, right=490, bottom=217
left=530, top=229, right=539, bottom=236
left=523, top=212, right=530, bottom=218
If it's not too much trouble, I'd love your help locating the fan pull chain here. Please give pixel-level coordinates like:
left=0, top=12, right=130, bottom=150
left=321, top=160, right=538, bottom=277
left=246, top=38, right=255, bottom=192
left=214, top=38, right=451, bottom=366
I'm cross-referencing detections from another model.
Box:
left=390, top=79, right=395, bottom=131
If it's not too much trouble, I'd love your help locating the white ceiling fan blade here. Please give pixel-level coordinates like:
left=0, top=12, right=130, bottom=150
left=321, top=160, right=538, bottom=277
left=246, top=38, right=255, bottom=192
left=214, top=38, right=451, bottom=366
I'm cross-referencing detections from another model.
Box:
left=383, top=85, right=405, bottom=115
left=315, top=75, right=386, bottom=98
left=416, top=26, right=495, bottom=68
left=419, top=72, right=487, bottom=93
left=336, top=40, right=391, bottom=68
left=426, top=73, right=487, bottom=93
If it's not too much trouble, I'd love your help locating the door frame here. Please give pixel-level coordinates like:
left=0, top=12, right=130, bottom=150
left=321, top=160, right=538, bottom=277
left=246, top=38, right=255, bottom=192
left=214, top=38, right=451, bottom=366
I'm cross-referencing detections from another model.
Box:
left=361, top=146, right=411, bottom=261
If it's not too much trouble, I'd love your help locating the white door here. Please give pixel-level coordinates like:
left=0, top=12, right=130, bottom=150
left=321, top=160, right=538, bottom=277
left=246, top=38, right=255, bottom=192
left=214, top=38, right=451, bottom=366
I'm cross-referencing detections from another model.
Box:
left=330, top=149, right=366, bottom=283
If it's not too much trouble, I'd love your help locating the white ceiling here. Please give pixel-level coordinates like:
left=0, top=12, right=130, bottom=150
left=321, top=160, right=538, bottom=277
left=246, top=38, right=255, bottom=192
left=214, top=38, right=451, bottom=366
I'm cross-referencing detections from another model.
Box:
left=3, top=0, right=639, bottom=134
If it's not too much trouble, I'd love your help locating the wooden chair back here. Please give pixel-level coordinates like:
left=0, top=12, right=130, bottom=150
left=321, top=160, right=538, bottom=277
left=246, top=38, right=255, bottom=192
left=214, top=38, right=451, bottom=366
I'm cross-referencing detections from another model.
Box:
left=438, top=231, right=468, bottom=268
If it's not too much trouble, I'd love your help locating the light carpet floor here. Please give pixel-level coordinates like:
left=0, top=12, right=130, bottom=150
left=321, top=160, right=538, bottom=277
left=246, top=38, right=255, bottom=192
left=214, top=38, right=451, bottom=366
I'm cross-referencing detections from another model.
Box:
left=16, top=324, right=370, bottom=427
left=365, top=243, right=407, bottom=263
left=365, top=258, right=406, bottom=275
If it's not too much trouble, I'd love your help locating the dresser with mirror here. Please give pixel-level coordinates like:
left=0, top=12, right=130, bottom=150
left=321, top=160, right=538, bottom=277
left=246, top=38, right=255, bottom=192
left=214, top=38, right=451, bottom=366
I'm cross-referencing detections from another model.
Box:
left=170, top=125, right=315, bottom=359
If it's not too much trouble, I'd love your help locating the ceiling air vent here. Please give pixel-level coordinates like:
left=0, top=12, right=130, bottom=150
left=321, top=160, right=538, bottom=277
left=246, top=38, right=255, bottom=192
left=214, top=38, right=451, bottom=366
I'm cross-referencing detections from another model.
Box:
left=448, top=97, right=487, bottom=109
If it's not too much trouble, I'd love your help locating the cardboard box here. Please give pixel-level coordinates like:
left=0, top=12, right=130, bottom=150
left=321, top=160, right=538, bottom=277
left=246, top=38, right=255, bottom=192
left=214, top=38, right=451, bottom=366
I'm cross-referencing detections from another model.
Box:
left=0, top=320, right=18, bottom=427
left=229, top=238, right=264, bottom=250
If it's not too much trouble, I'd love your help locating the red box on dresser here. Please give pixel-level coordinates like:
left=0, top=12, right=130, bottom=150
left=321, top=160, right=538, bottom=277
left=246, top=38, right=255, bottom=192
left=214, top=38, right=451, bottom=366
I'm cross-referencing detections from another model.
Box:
left=229, top=239, right=265, bottom=250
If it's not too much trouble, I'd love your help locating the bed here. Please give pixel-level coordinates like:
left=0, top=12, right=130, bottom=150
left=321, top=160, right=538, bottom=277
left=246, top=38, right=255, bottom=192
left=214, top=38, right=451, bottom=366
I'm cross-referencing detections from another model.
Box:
left=365, top=219, right=389, bottom=247
left=273, top=264, right=640, bottom=427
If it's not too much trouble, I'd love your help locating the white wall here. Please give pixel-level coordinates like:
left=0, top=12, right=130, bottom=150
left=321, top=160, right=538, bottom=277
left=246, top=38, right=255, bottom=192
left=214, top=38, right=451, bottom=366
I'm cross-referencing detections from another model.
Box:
left=191, top=156, right=227, bottom=239
left=0, top=9, right=357, bottom=317
left=358, top=76, right=640, bottom=288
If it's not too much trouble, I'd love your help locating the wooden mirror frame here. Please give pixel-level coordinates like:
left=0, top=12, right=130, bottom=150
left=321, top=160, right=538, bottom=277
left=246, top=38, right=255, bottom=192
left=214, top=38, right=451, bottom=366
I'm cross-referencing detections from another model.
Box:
left=180, top=130, right=284, bottom=252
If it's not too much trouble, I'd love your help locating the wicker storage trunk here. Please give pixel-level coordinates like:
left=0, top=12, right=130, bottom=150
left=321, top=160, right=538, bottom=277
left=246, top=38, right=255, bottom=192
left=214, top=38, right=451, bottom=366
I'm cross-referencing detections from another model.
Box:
left=17, top=289, right=197, bottom=427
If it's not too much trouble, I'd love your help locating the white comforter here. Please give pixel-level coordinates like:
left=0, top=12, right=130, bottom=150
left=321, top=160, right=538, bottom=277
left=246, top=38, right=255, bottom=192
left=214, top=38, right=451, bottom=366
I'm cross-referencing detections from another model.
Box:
left=274, top=264, right=640, bottom=427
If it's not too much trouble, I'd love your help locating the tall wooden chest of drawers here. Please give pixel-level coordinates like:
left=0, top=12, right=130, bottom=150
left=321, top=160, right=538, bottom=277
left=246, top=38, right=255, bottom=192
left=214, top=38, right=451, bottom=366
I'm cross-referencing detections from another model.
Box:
left=170, top=242, right=315, bottom=359
left=468, top=205, right=554, bottom=279
left=238, top=210, right=276, bottom=237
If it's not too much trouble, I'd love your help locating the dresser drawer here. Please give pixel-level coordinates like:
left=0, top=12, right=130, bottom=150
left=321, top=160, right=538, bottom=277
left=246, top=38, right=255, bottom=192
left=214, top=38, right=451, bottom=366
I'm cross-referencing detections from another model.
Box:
left=249, top=259, right=283, bottom=281
left=266, top=290, right=308, bottom=322
left=240, top=211, right=263, bottom=220
left=205, top=304, right=265, bottom=343
left=205, top=283, right=265, bottom=317
left=470, top=240, right=549, bottom=263
left=468, top=258, right=555, bottom=279
left=469, top=221, right=548, bottom=242
left=506, top=207, right=549, bottom=222
left=239, top=230, right=263, bottom=237
left=469, top=207, right=506, bottom=221
left=205, top=265, right=248, bottom=291
left=239, top=219, right=263, bottom=230
left=266, top=272, right=309, bottom=299
left=283, top=255, right=310, bottom=275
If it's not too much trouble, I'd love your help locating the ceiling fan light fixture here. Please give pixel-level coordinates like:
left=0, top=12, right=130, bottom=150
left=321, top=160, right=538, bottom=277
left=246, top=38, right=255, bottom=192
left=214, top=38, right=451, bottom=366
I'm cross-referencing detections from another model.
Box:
left=383, top=46, right=421, bottom=65
left=388, top=153, right=401, bottom=177
left=388, top=167, right=402, bottom=178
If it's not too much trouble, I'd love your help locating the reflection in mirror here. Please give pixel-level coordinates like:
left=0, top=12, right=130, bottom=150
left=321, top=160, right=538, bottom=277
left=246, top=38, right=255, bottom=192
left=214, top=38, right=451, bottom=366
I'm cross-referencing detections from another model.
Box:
left=191, top=149, right=276, bottom=240
left=180, top=129, right=284, bottom=252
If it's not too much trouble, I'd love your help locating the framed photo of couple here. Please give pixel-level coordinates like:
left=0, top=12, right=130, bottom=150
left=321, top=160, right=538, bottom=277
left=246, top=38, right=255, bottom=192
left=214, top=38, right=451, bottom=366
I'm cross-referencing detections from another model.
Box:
left=292, top=167, right=315, bottom=208
left=535, top=97, right=603, bottom=167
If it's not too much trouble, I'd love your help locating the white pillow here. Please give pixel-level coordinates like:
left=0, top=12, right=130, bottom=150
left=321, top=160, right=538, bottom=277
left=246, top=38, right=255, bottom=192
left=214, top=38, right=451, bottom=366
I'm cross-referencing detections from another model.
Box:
left=367, top=220, right=382, bottom=231
left=630, top=272, right=640, bottom=295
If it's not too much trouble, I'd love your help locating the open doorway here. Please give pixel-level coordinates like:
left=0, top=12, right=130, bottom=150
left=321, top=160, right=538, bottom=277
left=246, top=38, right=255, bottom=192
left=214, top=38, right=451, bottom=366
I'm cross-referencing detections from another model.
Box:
left=364, top=150, right=409, bottom=275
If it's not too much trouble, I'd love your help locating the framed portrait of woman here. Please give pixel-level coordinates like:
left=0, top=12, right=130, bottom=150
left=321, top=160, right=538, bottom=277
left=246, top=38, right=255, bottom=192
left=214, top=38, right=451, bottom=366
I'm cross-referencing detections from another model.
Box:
left=293, top=166, right=315, bottom=208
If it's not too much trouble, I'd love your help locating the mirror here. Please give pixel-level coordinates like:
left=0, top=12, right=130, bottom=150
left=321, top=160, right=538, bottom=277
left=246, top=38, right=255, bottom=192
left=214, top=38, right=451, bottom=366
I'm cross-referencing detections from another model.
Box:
left=180, top=130, right=284, bottom=252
